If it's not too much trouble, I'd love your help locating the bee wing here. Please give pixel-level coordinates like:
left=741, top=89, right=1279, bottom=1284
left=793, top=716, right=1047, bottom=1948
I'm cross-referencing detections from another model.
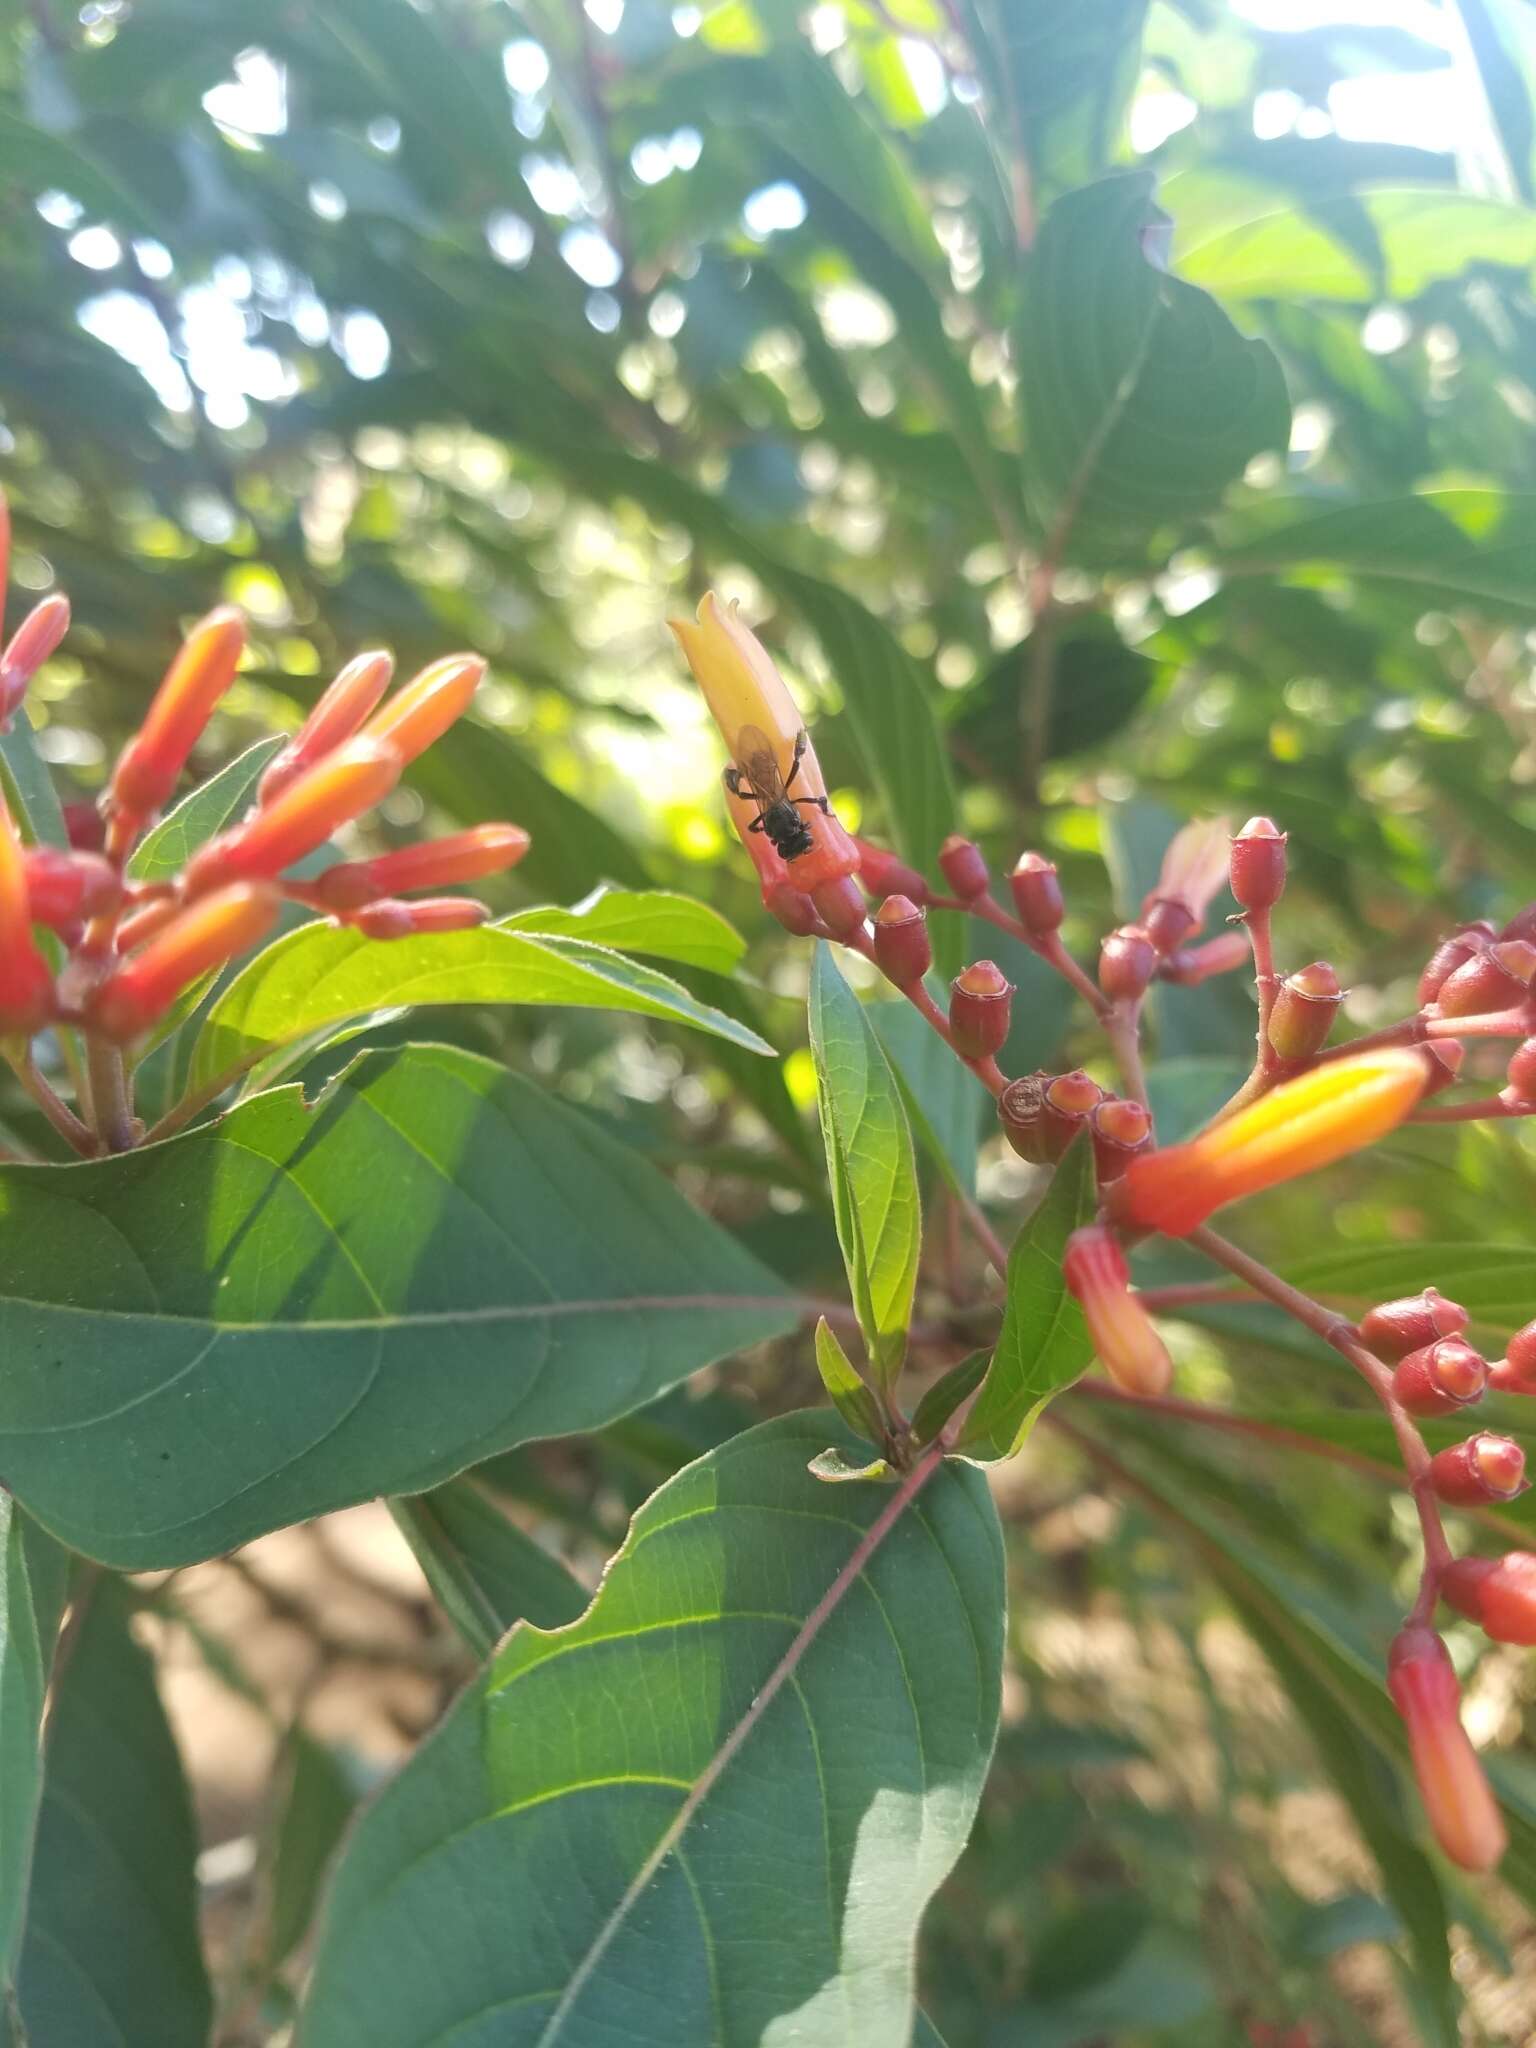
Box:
left=733, top=724, right=788, bottom=804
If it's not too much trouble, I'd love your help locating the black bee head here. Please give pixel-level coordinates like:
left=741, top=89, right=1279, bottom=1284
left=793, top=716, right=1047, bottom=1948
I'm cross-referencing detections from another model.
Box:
left=764, top=802, right=815, bottom=861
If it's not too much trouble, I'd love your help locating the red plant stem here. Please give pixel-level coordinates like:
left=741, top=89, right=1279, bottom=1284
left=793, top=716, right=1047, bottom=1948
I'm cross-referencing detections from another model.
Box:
left=1135, top=1280, right=1255, bottom=1312
left=927, top=890, right=1112, bottom=1018
left=899, top=975, right=1010, bottom=1099
left=1104, top=998, right=1150, bottom=1113
left=1412, top=1096, right=1536, bottom=1123
left=5, top=1048, right=94, bottom=1156
left=1187, top=1225, right=1452, bottom=1626
left=1246, top=905, right=1280, bottom=1048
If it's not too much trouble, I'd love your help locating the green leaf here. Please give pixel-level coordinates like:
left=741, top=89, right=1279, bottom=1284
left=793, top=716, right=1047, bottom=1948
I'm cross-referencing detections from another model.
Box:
left=299, top=1411, right=1004, bottom=2048
left=870, top=989, right=981, bottom=1199
left=961, top=1137, right=1096, bottom=1459
left=808, top=945, right=921, bottom=1383
left=969, top=0, right=1149, bottom=197
left=0, top=710, right=68, bottom=851
left=910, top=1350, right=988, bottom=1447
left=13, top=1576, right=211, bottom=2046
left=0, top=1043, right=796, bottom=1566
left=189, top=921, right=773, bottom=1092
left=389, top=1480, right=587, bottom=1659
left=266, top=1734, right=359, bottom=1972
left=128, top=736, right=284, bottom=881
left=503, top=888, right=746, bottom=974
left=812, top=1313, right=884, bottom=1446
left=0, top=1500, right=69, bottom=1987
left=1017, top=172, right=1291, bottom=566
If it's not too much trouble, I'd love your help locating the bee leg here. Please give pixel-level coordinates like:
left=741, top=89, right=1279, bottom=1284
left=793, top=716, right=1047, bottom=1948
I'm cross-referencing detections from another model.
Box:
left=783, top=730, right=809, bottom=793
left=793, top=796, right=832, bottom=814
left=723, top=765, right=749, bottom=797
left=746, top=814, right=766, bottom=834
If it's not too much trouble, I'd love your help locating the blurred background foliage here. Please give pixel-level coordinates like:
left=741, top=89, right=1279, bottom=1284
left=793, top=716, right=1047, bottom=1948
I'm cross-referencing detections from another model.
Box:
left=5, top=0, right=1536, bottom=2041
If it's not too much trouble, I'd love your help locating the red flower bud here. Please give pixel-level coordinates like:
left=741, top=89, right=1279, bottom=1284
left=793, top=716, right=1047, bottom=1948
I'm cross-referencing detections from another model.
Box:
left=853, top=837, right=929, bottom=905
left=183, top=739, right=402, bottom=895
left=997, top=1072, right=1051, bottom=1163
left=1091, top=1097, right=1153, bottom=1183
left=1359, top=1287, right=1469, bottom=1362
left=310, top=824, right=530, bottom=911
left=0, top=593, right=70, bottom=720
left=1266, top=961, right=1342, bottom=1062
left=1392, top=1338, right=1487, bottom=1417
left=872, top=894, right=932, bottom=987
left=0, top=798, right=53, bottom=1035
left=1441, top=1552, right=1536, bottom=1646
left=1506, top=1038, right=1536, bottom=1104
left=20, top=848, right=121, bottom=930
left=810, top=875, right=868, bottom=940
left=1489, top=1357, right=1536, bottom=1396
left=1063, top=1224, right=1172, bottom=1396
left=1099, top=924, right=1158, bottom=1002
left=1141, top=896, right=1198, bottom=956
left=1423, top=1039, right=1464, bottom=1096
left=363, top=654, right=485, bottom=765
left=348, top=896, right=490, bottom=939
left=1041, top=1069, right=1104, bottom=1157
left=1419, top=932, right=1485, bottom=1008
left=762, top=881, right=823, bottom=936
left=1501, top=903, right=1536, bottom=947
left=1387, top=1627, right=1506, bottom=1872
left=1159, top=931, right=1250, bottom=986
left=108, top=607, right=246, bottom=821
left=1010, top=851, right=1063, bottom=934
left=1436, top=942, right=1536, bottom=1018
left=87, top=884, right=279, bottom=1041
left=1506, top=1317, right=1536, bottom=1381
left=62, top=801, right=105, bottom=852
left=938, top=834, right=988, bottom=901
left=1430, top=1432, right=1527, bottom=1506
left=949, top=959, right=1013, bottom=1058
left=258, top=650, right=394, bottom=805
left=1229, top=816, right=1287, bottom=911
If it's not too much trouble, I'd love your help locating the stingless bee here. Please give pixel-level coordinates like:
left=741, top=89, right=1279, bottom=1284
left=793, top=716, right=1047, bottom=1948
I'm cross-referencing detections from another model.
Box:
left=723, top=726, right=831, bottom=862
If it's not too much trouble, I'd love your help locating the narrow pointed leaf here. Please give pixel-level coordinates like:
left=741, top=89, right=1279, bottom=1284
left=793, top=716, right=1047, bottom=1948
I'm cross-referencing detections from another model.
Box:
left=0, top=1044, right=795, bottom=1566
left=0, top=709, right=68, bottom=850
left=0, top=1499, right=69, bottom=1986
left=300, top=1411, right=1003, bottom=2048
left=128, top=736, right=285, bottom=881
left=813, top=1314, right=884, bottom=1446
left=390, top=1480, right=587, bottom=1658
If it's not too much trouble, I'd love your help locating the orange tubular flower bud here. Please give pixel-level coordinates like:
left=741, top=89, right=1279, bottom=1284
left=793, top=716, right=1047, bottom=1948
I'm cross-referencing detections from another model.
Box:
left=1160, top=931, right=1251, bottom=986
left=362, top=653, right=484, bottom=767
left=949, top=959, right=1013, bottom=1058
left=1430, top=1432, right=1527, bottom=1506
left=1392, top=1338, right=1487, bottom=1418
left=183, top=739, right=402, bottom=895
left=872, top=894, right=932, bottom=987
left=0, top=593, right=70, bottom=721
left=311, top=823, right=530, bottom=912
left=1109, top=1049, right=1430, bottom=1238
left=108, top=607, right=247, bottom=820
left=87, top=884, right=279, bottom=1041
left=349, top=896, right=490, bottom=939
left=1387, top=1627, right=1506, bottom=1872
left=1441, top=1553, right=1536, bottom=1646
left=1010, top=851, right=1063, bottom=934
left=1063, top=1224, right=1173, bottom=1397
left=258, top=650, right=395, bottom=805
left=938, top=834, right=989, bottom=901
left=1359, top=1286, right=1469, bottom=1362
left=0, top=799, right=53, bottom=1034
left=670, top=594, right=857, bottom=896
left=21, top=847, right=121, bottom=930
left=1229, top=815, right=1287, bottom=911
left=1266, top=961, right=1343, bottom=1062
left=1090, top=1097, right=1153, bottom=1183
left=854, top=837, right=930, bottom=904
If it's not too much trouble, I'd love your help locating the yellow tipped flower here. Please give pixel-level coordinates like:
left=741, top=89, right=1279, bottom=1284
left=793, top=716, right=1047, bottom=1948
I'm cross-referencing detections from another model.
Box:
left=669, top=592, right=858, bottom=896
left=108, top=606, right=247, bottom=819
left=1110, top=1048, right=1430, bottom=1237
left=1063, top=1224, right=1173, bottom=1396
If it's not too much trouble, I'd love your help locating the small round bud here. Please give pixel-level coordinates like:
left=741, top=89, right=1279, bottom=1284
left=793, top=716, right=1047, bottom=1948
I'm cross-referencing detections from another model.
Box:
left=1010, top=851, right=1063, bottom=934
left=809, top=875, right=867, bottom=940
left=1436, top=943, right=1535, bottom=1018
left=938, top=834, right=988, bottom=901
left=998, top=1073, right=1050, bottom=1164
left=1098, top=924, right=1158, bottom=1002
left=1229, top=816, right=1287, bottom=911
left=1141, top=896, right=1197, bottom=956
left=1090, top=1097, right=1153, bottom=1183
left=1041, top=1069, right=1104, bottom=1157
left=1442, top=1552, right=1536, bottom=1645
left=1359, top=1287, right=1469, bottom=1362
left=1392, top=1338, right=1488, bottom=1417
left=1430, top=1432, right=1528, bottom=1506
left=949, top=959, right=1013, bottom=1058
left=1422, top=1039, right=1464, bottom=1096
left=1506, top=1038, right=1536, bottom=1104
left=853, top=837, right=930, bottom=905
left=762, top=881, right=822, bottom=936
left=871, top=894, right=932, bottom=986
left=1266, top=961, right=1343, bottom=1062
left=1419, top=931, right=1485, bottom=1007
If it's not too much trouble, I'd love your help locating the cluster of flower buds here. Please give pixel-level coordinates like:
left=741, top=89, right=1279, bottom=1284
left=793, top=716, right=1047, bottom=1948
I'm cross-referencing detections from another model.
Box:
left=1355, top=1286, right=1529, bottom=1495
left=997, top=1069, right=1152, bottom=1184
left=0, top=492, right=529, bottom=1149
